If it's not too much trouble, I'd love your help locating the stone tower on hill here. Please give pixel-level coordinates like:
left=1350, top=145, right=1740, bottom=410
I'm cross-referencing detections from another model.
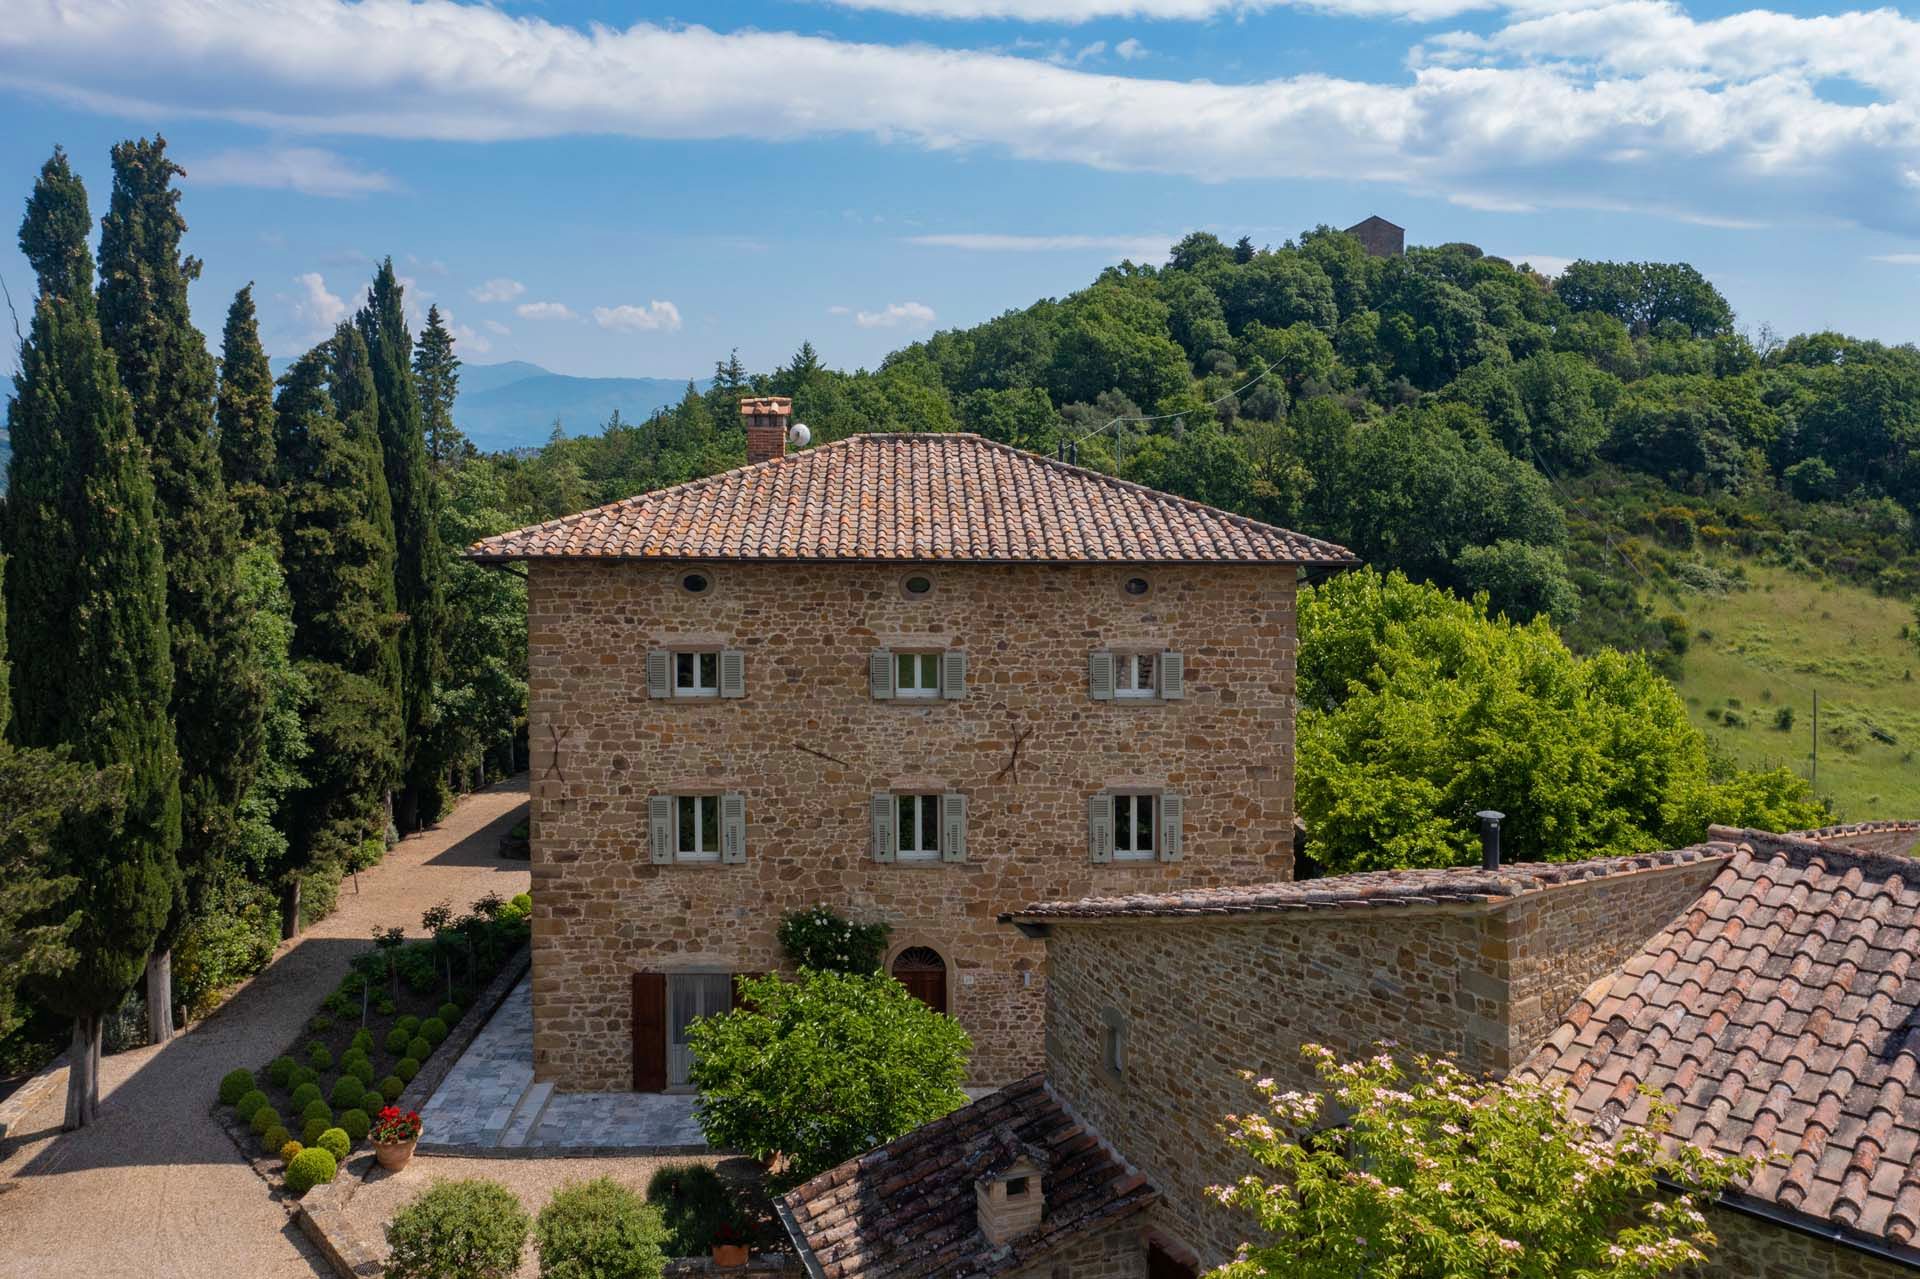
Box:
left=1344, top=214, right=1404, bottom=257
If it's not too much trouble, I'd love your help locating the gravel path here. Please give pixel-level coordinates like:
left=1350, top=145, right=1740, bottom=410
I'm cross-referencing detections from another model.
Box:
left=0, top=778, right=531, bottom=1279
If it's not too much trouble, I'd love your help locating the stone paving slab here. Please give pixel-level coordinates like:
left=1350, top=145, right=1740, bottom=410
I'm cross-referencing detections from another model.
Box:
left=420, top=976, right=708, bottom=1153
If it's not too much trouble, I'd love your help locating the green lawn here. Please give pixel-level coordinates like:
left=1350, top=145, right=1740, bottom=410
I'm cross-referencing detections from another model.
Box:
left=1656, top=561, right=1920, bottom=821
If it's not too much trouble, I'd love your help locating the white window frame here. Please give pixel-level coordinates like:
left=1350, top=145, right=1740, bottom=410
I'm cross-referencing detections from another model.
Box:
left=673, top=650, right=720, bottom=699
left=895, top=651, right=941, bottom=700
left=895, top=793, right=942, bottom=863
left=674, top=794, right=722, bottom=863
left=1115, top=652, right=1157, bottom=700
left=1111, top=792, right=1157, bottom=862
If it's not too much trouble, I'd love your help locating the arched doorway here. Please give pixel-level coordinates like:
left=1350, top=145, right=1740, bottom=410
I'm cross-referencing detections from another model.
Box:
left=891, top=946, right=948, bottom=1015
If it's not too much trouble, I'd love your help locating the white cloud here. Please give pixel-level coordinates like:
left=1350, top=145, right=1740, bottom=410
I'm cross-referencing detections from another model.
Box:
left=820, top=0, right=1480, bottom=19
left=484, top=319, right=512, bottom=334
left=453, top=323, right=491, bottom=354
left=291, top=272, right=348, bottom=332
left=594, top=301, right=684, bottom=332
left=471, top=278, right=526, bottom=303
left=852, top=301, right=938, bottom=329
left=516, top=301, right=577, bottom=321
left=5, top=0, right=1920, bottom=232
left=1503, top=252, right=1576, bottom=276
left=1870, top=252, right=1920, bottom=264
left=1115, top=37, right=1148, bottom=60
left=908, top=232, right=1173, bottom=261
left=187, top=146, right=393, bottom=198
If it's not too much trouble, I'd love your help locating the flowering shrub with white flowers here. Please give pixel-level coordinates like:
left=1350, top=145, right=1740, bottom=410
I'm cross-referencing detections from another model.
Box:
left=776, top=905, right=890, bottom=973
left=1207, top=1044, right=1752, bottom=1279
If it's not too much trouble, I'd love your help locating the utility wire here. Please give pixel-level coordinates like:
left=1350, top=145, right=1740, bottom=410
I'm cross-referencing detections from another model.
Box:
left=1064, top=358, right=1279, bottom=453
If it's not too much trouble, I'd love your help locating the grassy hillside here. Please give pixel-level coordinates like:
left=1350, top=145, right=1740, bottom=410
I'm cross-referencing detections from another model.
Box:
left=1662, top=561, right=1919, bottom=820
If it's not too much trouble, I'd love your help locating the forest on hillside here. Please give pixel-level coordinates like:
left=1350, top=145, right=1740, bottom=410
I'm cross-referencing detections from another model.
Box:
left=1, top=138, right=1913, bottom=1093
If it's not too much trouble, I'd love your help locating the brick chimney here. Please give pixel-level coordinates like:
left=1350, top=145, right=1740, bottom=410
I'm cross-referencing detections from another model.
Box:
left=741, top=396, right=792, bottom=466
left=973, top=1127, right=1048, bottom=1246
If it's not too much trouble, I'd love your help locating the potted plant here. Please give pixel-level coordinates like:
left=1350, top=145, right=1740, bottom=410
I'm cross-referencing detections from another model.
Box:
left=710, top=1221, right=749, bottom=1269
left=369, top=1105, right=423, bottom=1171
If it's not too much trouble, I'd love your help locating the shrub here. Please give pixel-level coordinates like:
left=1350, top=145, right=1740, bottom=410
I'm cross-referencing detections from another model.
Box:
left=234, top=1089, right=271, bottom=1123
left=251, top=1105, right=283, bottom=1137
left=302, top=1117, right=331, bottom=1146
left=284, top=1146, right=337, bottom=1195
left=290, top=1082, right=323, bottom=1110
left=266, top=1056, right=299, bottom=1089
left=406, top=1036, right=431, bottom=1061
left=376, top=996, right=398, bottom=1016
left=1775, top=706, right=1797, bottom=731
left=289, top=1065, right=319, bottom=1092
left=309, top=1013, right=333, bottom=1034
left=395, top=1014, right=422, bottom=1036
left=263, top=1123, right=292, bottom=1154
left=307, top=1043, right=333, bottom=1072
left=302, top=1098, right=333, bottom=1125
left=644, top=1164, right=735, bottom=1258
left=777, top=906, right=890, bottom=973
left=508, top=893, right=532, bottom=916
left=340, top=1107, right=372, bottom=1142
left=420, top=1018, right=449, bottom=1047
left=436, top=1002, right=462, bottom=1026
left=341, top=1047, right=370, bottom=1071
left=315, top=1127, right=351, bottom=1161
left=397, top=1056, right=421, bottom=1082
left=386, top=1027, right=413, bottom=1055
left=348, top=1058, right=377, bottom=1086
left=535, top=1177, right=665, bottom=1279
left=350, top=1028, right=375, bottom=1054
left=381, top=1075, right=407, bottom=1102
left=279, top=1138, right=303, bottom=1165
left=384, top=1179, right=529, bottom=1279
left=218, top=1068, right=256, bottom=1105
left=330, top=1076, right=365, bottom=1109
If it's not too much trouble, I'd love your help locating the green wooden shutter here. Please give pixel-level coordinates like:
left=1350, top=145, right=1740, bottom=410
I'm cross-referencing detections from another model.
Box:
left=646, top=651, right=672, bottom=699
left=648, top=795, right=674, bottom=864
left=721, top=793, right=747, bottom=864
left=1089, top=650, right=1115, bottom=701
left=941, top=792, right=968, bottom=862
left=940, top=649, right=967, bottom=700
left=719, top=649, right=746, bottom=699
left=871, top=792, right=896, bottom=862
left=1159, top=651, right=1185, bottom=700
left=870, top=649, right=895, bottom=700
left=1088, top=793, right=1112, bottom=863
left=1158, top=792, right=1184, bottom=862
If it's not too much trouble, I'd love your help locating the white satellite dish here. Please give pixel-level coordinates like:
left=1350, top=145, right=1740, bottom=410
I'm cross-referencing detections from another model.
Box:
left=788, top=422, right=812, bottom=447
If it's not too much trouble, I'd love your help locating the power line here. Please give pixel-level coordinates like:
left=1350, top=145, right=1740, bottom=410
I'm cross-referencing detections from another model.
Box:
left=1058, top=359, right=1280, bottom=461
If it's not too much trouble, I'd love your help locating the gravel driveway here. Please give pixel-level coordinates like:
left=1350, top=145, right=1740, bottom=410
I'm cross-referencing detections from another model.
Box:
left=0, top=778, right=532, bottom=1279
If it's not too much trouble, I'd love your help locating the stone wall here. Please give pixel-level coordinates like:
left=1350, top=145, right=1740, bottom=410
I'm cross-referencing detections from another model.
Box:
left=1039, top=861, right=1722, bottom=1267
left=527, top=558, right=1300, bottom=1090
left=1009, top=1222, right=1149, bottom=1279
left=1696, top=1207, right=1913, bottom=1278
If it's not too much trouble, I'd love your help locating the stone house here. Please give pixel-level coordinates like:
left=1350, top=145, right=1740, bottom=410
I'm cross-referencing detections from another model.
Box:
left=468, top=398, right=1355, bottom=1092
left=780, top=820, right=1920, bottom=1278
left=1342, top=214, right=1404, bottom=258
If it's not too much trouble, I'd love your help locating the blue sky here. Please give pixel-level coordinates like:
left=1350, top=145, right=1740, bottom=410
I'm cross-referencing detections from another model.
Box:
left=2, top=0, right=1917, bottom=381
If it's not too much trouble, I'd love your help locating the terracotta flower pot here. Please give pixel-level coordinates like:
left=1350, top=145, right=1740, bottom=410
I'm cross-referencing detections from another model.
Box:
left=373, top=1136, right=418, bottom=1171
left=711, top=1243, right=749, bottom=1268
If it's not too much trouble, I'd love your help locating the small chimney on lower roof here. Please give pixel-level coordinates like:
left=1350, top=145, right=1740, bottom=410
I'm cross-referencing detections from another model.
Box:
left=741, top=395, right=792, bottom=466
left=1477, top=810, right=1506, bottom=871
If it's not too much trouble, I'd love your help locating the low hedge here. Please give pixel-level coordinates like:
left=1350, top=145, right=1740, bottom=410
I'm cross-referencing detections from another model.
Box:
left=315, top=1127, right=351, bottom=1162
left=535, top=1177, right=665, bottom=1279
left=285, top=1146, right=337, bottom=1195
left=385, top=1179, right=529, bottom=1279
left=340, top=1107, right=371, bottom=1142
left=218, top=1068, right=255, bottom=1105
left=302, top=1117, right=331, bottom=1146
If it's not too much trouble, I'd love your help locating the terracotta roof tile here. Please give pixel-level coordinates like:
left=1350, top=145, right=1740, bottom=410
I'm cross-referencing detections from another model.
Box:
left=1519, top=828, right=1920, bottom=1253
left=466, top=433, right=1355, bottom=566
left=777, top=1075, right=1155, bottom=1279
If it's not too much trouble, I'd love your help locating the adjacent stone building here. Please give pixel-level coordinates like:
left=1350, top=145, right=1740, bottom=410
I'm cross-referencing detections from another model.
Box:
left=469, top=402, right=1355, bottom=1091
left=1343, top=214, right=1405, bottom=258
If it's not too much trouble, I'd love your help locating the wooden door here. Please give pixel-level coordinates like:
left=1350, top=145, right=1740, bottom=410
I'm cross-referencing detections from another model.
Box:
left=891, top=947, right=947, bottom=1015
left=632, top=972, right=666, bottom=1092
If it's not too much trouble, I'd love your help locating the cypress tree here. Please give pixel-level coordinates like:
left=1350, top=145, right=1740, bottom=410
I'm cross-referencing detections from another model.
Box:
left=273, top=331, right=402, bottom=932
left=216, top=283, right=280, bottom=546
left=6, top=149, right=180, bottom=1127
left=97, top=137, right=266, bottom=1043
left=413, top=304, right=466, bottom=468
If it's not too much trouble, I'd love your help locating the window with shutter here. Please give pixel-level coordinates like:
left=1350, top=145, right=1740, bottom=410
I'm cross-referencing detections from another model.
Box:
left=870, top=649, right=896, bottom=700
left=675, top=795, right=722, bottom=863
left=648, top=795, right=673, bottom=864
left=1159, top=651, right=1185, bottom=700
left=940, top=649, right=967, bottom=700
left=1115, top=652, right=1157, bottom=699
left=718, top=649, right=746, bottom=698
left=871, top=792, right=896, bottom=862
left=895, top=794, right=941, bottom=862
left=1088, top=793, right=1112, bottom=863
left=895, top=652, right=941, bottom=699
left=720, top=792, right=747, bottom=863
left=674, top=651, right=720, bottom=697
left=1158, top=792, right=1184, bottom=862
left=941, top=792, right=968, bottom=862
left=1113, top=793, right=1157, bottom=861
left=645, top=650, right=672, bottom=699
left=1089, top=650, right=1115, bottom=701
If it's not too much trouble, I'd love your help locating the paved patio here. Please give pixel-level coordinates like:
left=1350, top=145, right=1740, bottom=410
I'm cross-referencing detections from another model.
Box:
left=419, top=977, right=708, bottom=1152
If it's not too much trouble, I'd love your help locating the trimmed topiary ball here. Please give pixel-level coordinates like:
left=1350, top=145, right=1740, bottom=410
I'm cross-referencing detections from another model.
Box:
left=535, top=1176, right=665, bottom=1279
left=339, top=1108, right=371, bottom=1143
left=348, top=1058, right=377, bottom=1086
left=263, top=1124, right=292, bottom=1155
left=329, top=1076, right=365, bottom=1109
left=285, top=1146, right=337, bottom=1195
left=307, top=1044, right=332, bottom=1072
left=435, top=1003, right=461, bottom=1026
left=288, top=1065, right=319, bottom=1092
left=315, top=1127, right=351, bottom=1162
left=406, top=1036, right=431, bottom=1061
left=302, top=1117, right=330, bottom=1146
left=350, top=1029, right=375, bottom=1054
left=266, top=1056, right=299, bottom=1089
left=251, top=1105, right=282, bottom=1137
left=419, top=1018, right=449, bottom=1047
left=302, top=1098, right=333, bottom=1125
left=279, top=1139, right=304, bottom=1165
left=385, top=1026, right=412, bottom=1055
left=384, top=1179, right=529, bottom=1279
left=234, top=1090, right=271, bottom=1124
left=396, top=1057, right=421, bottom=1083
left=376, top=996, right=398, bottom=1016
left=380, top=1075, right=406, bottom=1103
left=290, top=1082, right=323, bottom=1110
left=308, top=1013, right=333, bottom=1034
left=219, top=1068, right=256, bottom=1106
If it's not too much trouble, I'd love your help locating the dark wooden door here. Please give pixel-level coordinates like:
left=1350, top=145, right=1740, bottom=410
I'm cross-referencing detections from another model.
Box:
left=891, top=947, right=947, bottom=1015
left=1147, top=1241, right=1198, bottom=1279
left=632, top=972, right=666, bottom=1092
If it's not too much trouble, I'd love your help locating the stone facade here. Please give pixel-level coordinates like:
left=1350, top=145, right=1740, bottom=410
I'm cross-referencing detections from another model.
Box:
left=1037, top=861, right=1720, bottom=1267
left=1006, top=1222, right=1151, bottom=1279
left=1696, top=1208, right=1915, bottom=1278
left=527, top=557, right=1300, bottom=1090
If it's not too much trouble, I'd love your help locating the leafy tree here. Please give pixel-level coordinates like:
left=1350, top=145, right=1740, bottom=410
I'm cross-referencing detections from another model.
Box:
left=358, top=260, right=445, bottom=830
left=1211, top=1045, right=1749, bottom=1278
left=431, top=458, right=528, bottom=788
left=97, top=135, right=266, bottom=1043
left=1453, top=540, right=1580, bottom=625
left=228, top=545, right=311, bottom=897
left=1555, top=260, right=1733, bottom=338
left=687, top=969, right=971, bottom=1188
left=216, top=284, right=281, bottom=545
left=5, top=149, right=181, bottom=1126
left=413, top=303, right=467, bottom=468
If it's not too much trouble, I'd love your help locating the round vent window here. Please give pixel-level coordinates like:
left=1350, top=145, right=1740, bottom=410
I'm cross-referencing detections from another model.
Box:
left=903, top=574, right=934, bottom=597
left=1124, top=576, right=1151, bottom=597
left=680, top=571, right=711, bottom=595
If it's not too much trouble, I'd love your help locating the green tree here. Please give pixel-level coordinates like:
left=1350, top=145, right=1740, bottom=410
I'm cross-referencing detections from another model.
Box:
left=687, top=969, right=971, bottom=1188
left=1555, top=260, right=1733, bottom=338
left=97, top=136, right=267, bottom=1043
left=413, top=303, right=466, bottom=468
left=358, top=259, right=445, bottom=830
left=1211, top=1045, right=1748, bottom=1278
left=5, top=149, right=180, bottom=1126
left=431, top=457, right=528, bottom=790
left=217, top=284, right=280, bottom=544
